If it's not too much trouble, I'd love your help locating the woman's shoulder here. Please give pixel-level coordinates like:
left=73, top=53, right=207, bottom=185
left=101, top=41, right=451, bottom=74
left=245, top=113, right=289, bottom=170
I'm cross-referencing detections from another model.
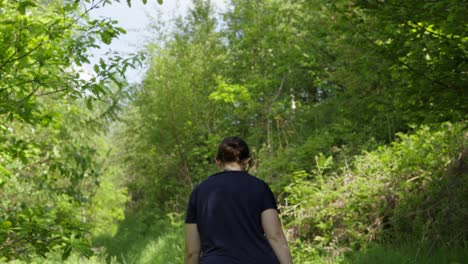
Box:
left=246, top=172, right=268, bottom=184
left=200, top=171, right=266, bottom=185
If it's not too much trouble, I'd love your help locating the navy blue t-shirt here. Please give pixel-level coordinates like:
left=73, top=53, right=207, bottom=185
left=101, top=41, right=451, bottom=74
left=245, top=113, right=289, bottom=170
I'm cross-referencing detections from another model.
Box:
left=185, top=170, right=280, bottom=264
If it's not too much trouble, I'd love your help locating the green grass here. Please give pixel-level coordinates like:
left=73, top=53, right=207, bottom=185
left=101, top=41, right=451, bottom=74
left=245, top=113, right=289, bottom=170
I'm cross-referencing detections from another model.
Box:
left=6, top=252, right=117, bottom=264
left=10, top=238, right=468, bottom=264
left=8, top=214, right=184, bottom=264
left=92, top=211, right=184, bottom=264
left=10, top=216, right=467, bottom=264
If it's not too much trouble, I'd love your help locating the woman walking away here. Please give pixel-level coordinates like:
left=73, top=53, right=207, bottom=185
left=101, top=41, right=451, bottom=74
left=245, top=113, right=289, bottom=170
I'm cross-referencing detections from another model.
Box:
left=185, top=136, right=293, bottom=264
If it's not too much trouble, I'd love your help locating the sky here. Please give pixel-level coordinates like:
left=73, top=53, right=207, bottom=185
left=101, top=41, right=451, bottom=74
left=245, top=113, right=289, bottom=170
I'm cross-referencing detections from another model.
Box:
left=85, top=0, right=229, bottom=83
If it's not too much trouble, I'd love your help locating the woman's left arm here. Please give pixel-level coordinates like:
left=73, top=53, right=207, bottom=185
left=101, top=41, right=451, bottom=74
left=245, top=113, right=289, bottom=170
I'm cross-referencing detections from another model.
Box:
left=185, top=223, right=201, bottom=264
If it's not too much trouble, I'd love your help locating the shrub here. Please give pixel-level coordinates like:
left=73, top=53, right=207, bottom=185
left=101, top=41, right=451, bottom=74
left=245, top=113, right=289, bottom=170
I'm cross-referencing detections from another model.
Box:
left=282, top=122, right=467, bottom=255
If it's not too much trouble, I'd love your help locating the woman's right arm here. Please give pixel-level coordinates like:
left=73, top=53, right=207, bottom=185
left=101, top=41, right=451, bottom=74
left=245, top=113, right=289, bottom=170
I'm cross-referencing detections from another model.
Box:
left=261, top=209, right=293, bottom=264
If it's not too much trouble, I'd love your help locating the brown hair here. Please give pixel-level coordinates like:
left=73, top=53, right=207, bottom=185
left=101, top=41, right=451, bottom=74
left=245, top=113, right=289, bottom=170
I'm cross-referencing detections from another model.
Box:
left=216, top=136, right=251, bottom=164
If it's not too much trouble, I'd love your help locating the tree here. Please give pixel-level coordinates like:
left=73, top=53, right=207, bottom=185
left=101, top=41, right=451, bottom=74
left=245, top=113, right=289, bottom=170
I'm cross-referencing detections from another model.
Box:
left=117, top=0, right=228, bottom=213
left=0, top=0, right=150, bottom=260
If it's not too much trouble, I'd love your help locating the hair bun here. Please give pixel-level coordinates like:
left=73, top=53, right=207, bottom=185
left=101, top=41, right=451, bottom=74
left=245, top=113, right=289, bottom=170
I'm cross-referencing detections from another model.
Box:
left=216, top=136, right=251, bottom=163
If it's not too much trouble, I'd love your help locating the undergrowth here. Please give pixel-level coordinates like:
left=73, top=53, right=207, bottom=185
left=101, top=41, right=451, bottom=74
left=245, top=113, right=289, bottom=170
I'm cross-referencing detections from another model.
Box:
left=9, top=122, right=466, bottom=263
left=280, top=122, right=467, bottom=257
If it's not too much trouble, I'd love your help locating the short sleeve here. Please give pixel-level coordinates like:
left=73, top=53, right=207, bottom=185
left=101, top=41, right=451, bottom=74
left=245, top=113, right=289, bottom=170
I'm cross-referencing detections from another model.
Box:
left=185, top=188, right=198, bottom=223
left=261, top=181, right=279, bottom=213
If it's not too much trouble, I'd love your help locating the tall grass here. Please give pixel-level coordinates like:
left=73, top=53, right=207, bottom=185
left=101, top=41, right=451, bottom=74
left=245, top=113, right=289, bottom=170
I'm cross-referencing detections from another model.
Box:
left=94, top=211, right=184, bottom=264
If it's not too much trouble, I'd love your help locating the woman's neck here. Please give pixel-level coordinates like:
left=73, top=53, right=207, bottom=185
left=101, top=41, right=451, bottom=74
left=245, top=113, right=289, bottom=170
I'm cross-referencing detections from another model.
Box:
left=222, top=162, right=244, bottom=171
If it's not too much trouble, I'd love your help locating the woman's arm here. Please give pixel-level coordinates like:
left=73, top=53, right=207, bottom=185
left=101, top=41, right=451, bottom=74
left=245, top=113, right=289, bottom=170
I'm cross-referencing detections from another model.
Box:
left=185, top=224, right=201, bottom=264
left=261, top=209, right=293, bottom=264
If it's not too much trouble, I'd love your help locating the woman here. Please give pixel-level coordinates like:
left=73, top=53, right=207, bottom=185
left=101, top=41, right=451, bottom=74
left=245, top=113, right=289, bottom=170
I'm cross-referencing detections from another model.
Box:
left=185, top=137, right=293, bottom=264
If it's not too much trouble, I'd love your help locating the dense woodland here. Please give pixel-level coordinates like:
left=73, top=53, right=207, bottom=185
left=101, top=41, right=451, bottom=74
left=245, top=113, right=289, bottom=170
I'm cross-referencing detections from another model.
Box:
left=1, top=0, right=467, bottom=263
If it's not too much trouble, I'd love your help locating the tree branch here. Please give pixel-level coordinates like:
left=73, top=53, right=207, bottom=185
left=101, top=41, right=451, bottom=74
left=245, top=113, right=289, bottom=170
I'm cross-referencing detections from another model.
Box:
left=0, top=50, right=18, bottom=70
left=0, top=40, right=45, bottom=71
left=265, top=72, right=287, bottom=116
left=15, top=83, right=40, bottom=105
left=35, top=88, right=69, bottom=97
left=1, top=80, right=36, bottom=92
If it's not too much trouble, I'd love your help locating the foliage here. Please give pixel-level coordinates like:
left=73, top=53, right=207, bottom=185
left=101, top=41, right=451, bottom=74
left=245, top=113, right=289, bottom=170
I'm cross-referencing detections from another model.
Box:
left=0, top=0, right=143, bottom=123
left=0, top=0, right=147, bottom=261
left=110, top=0, right=466, bottom=262
left=1, top=101, right=97, bottom=261
left=282, top=123, right=467, bottom=256
left=2, top=0, right=466, bottom=262
left=116, top=0, right=230, bottom=214
left=87, top=137, right=129, bottom=238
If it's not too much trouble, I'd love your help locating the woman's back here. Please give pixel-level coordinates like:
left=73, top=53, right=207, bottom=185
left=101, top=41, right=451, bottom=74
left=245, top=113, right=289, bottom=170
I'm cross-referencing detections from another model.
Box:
left=186, top=170, right=279, bottom=264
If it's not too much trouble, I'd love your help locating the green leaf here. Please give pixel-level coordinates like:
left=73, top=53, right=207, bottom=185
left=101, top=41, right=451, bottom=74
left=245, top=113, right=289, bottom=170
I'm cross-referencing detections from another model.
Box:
left=62, top=246, right=72, bottom=260
left=18, top=1, right=37, bottom=15
left=86, top=98, right=93, bottom=110
left=0, top=165, right=10, bottom=177
left=101, top=31, right=112, bottom=45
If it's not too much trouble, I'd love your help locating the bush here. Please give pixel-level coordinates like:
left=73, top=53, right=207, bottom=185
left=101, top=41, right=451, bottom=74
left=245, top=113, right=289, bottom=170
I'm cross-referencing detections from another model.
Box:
left=282, top=122, right=467, bottom=255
